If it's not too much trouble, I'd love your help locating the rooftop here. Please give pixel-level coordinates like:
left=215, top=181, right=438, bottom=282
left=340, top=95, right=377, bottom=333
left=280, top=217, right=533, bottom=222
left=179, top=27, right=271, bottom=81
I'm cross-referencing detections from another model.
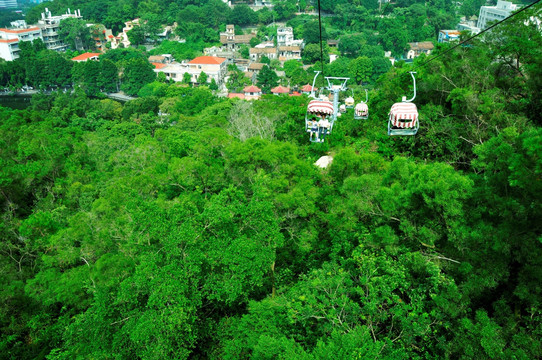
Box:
left=0, top=27, right=41, bottom=34
left=71, top=52, right=101, bottom=61
left=271, top=85, right=290, bottom=94
left=248, top=63, right=265, bottom=70
left=228, top=93, right=245, bottom=99
left=152, top=62, right=168, bottom=69
left=244, top=85, right=262, bottom=93
left=408, top=41, right=434, bottom=51
left=188, top=56, right=226, bottom=65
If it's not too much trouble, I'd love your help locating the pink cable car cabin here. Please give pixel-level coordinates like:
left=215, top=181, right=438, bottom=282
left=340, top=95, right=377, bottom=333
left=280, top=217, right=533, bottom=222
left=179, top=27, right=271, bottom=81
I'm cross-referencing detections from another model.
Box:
left=388, top=102, right=419, bottom=136
left=354, top=102, right=368, bottom=120
left=388, top=71, right=419, bottom=136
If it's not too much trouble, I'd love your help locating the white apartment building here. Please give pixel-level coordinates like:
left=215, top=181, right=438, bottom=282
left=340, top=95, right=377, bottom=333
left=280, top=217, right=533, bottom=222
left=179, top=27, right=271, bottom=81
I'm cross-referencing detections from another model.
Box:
left=477, top=1, right=519, bottom=29
left=276, top=26, right=304, bottom=48
left=0, top=22, right=43, bottom=61
left=38, top=8, right=82, bottom=51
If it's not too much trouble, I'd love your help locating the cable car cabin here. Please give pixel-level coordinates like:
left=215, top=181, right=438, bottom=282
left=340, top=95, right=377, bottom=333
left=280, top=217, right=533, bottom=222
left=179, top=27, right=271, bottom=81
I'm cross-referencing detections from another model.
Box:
left=345, top=96, right=355, bottom=108
left=339, top=104, right=346, bottom=113
left=306, top=99, right=334, bottom=143
left=388, top=102, right=419, bottom=136
left=354, top=102, right=368, bottom=120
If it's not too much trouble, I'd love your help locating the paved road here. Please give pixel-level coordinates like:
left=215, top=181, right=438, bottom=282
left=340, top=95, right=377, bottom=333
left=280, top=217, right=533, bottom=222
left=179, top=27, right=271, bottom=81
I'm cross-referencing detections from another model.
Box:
left=0, top=89, right=136, bottom=102
left=106, top=93, right=136, bottom=101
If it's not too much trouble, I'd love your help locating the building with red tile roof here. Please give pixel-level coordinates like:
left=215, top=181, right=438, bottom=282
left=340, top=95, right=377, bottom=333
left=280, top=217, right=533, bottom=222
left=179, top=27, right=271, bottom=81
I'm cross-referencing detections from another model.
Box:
left=188, top=56, right=226, bottom=65
left=185, top=56, right=227, bottom=85
left=271, top=85, right=290, bottom=94
left=72, top=52, right=101, bottom=62
left=243, top=85, right=262, bottom=100
left=0, top=26, right=43, bottom=61
left=152, top=62, right=167, bottom=69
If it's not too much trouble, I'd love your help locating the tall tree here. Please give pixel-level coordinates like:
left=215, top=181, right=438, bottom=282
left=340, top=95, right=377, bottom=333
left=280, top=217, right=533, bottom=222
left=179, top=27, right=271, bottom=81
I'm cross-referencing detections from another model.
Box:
left=121, top=58, right=156, bottom=96
left=257, top=65, right=279, bottom=93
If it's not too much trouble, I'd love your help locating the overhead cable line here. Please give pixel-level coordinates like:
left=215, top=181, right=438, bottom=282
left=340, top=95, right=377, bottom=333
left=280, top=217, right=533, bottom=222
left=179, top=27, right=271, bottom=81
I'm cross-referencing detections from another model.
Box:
left=316, top=0, right=325, bottom=85
left=412, top=0, right=542, bottom=71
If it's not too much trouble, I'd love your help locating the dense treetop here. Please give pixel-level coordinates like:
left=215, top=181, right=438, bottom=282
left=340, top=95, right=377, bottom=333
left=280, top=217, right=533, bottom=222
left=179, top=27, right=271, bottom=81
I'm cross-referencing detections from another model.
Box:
left=1, top=2, right=542, bottom=360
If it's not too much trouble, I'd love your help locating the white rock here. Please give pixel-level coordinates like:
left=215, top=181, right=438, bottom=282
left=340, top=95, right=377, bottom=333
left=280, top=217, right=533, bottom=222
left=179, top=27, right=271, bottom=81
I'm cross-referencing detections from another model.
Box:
left=314, top=156, right=333, bottom=169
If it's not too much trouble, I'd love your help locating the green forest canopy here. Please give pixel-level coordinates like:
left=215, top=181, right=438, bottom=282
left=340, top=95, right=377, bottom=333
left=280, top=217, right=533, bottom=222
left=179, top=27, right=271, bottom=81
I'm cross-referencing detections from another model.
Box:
left=1, top=2, right=542, bottom=360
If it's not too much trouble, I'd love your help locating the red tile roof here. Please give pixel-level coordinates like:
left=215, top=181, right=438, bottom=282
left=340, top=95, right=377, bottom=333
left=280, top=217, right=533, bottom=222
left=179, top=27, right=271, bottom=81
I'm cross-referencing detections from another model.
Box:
left=188, top=56, right=226, bottom=65
left=228, top=93, right=245, bottom=99
left=152, top=62, right=167, bottom=69
left=0, top=27, right=40, bottom=34
left=71, top=53, right=101, bottom=61
left=243, top=85, right=261, bottom=93
left=301, top=84, right=317, bottom=92
left=271, top=85, right=290, bottom=94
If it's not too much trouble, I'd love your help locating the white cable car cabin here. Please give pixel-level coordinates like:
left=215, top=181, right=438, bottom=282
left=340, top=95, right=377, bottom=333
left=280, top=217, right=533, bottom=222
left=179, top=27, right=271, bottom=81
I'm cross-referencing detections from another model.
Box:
left=354, top=89, right=369, bottom=120
left=388, top=71, right=419, bottom=136
left=344, top=96, right=355, bottom=108
left=339, top=104, right=346, bottom=113
left=306, top=99, right=334, bottom=143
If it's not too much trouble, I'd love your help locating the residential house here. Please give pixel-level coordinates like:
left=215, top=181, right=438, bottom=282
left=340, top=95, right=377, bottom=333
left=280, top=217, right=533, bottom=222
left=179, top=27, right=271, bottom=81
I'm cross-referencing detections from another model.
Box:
left=406, top=41, right=434, bottom=59
left=247, top=62, right=264, bottom=75
left=278, top=45, right=301, bottom=63
left=115, top=18, right=140, bottom=48
left=271, top=85, right=290, bottom=95
left=234, top=58, right=250, bottom=71
left=249, top=47, right=277, bottom=62
left=148, top=54, right=172, bottom=64
left=187, top=56, right=227, bottom=84
left=301, top=84, right=317, bottom=95
left=204, top=46, right=235, bottom=62
left=327, top=39, right=339, bottom=48
left=0, top=23, right=43, bottom=61
left=243, top=85, right=262, bottom=100
left=438, top=30, right=461, bottom=43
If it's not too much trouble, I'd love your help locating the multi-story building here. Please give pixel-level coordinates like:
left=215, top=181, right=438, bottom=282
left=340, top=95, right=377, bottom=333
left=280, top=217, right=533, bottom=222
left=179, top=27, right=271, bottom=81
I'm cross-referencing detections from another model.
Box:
left=0, top=0, right=18, bottom=9
left=276, top=26, right=304, bottom=48
left=0, top=22, right=43, bottom=61
left=477, top=0, right=518, bottom=29
left=220, top=24, right=256, bottom=51
left=186, top=56, right=227, bottom=84
left=153, top=56, right=227, bottom=85
left=38, top=8, right=82, bottom=51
